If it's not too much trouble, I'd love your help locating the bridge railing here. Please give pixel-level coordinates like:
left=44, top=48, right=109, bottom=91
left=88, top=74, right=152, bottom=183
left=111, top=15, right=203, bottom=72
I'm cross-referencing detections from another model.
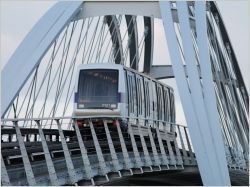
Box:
left=2, top=116, right=247, bottom=186
left=1, top=116, right=197, bottom=185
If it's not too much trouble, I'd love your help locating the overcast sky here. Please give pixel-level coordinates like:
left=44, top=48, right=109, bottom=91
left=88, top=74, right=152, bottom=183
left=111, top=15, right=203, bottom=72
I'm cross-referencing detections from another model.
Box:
left=1, top=1, right=249, bottom=125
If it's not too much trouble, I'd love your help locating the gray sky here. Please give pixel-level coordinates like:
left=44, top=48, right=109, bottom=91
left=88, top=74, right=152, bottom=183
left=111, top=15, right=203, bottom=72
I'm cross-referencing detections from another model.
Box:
left=1, top=1, right=249, bottom=125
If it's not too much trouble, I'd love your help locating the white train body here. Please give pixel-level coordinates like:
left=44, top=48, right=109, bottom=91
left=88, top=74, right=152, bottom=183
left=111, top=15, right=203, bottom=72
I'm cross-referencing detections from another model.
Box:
left=73, top=63, right=175, bottom=124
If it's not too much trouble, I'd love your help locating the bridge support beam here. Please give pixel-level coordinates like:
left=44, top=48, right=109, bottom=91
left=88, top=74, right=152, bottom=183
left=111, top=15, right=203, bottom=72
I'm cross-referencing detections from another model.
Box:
left=177, top=126, right=190, bottom=165
left=184, top=127, right=196, bottom=164
left=14, top=122, right=36, bottom=186
left=103, top=120, right=122, bottom=175
left=155, top=125, right=169, bottom=167
left=138, top=124, right=152, bottom=168
left=73, top=121, right=94, bottom=183
left=116, top=120, right=133, bottom=172
left=147, top=126, right=161, bottom=167
left=128, top=123, right=143, bottom=171
left=36, top=121, right=59, bottom=186
left=56, top=119, right=78, bottom=185
left=1, top=155, right=11, bottom=186
left=159, top=1, right=230, bottom=185
left=173, top=136, right=184, bottom=167
left=163, top=129, right=177, bottom=167
left=89, top=120, right=109, bottom=181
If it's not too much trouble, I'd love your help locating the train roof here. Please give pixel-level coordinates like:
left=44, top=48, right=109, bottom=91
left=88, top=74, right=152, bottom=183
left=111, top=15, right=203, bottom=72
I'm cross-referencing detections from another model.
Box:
left=77, top=63, right=174, bottom=91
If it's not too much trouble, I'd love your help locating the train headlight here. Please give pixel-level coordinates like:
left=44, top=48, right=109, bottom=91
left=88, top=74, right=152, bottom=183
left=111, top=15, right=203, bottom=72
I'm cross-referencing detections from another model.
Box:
left=111, top=104, right=116, bottom=108
left=78, top=104, right=84, bottom=108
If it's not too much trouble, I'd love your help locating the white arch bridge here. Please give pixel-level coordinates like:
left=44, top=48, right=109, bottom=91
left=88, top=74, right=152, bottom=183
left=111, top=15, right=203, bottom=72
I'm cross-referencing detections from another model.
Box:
left=1, top=1, right=249, bottom=186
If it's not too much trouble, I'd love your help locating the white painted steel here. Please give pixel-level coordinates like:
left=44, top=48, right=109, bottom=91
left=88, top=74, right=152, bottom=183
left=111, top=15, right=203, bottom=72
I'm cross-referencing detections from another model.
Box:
left=177, top=126, right=189, bottom=165
left=138, top=124, right=152, bottom=167
left=177, top=2, right=229, bottom=184
left=56, top=120, right=78, bottom=184
left=116, top=120, right=133, bottom=170
left=155, top=125, right=169, bottom=166
left=1, top=156, right=11, bottom=186
left=163, top=129, right=176, bottom=166
left=176, top=1, right=223, bottom=183
left=103, top=120, right=122, bottom=172
left=37, top=121, right=59, bottom=186
left=159, top=1, right=213, bottom=185
left=89, top=121, right=109, bottom=177
left=195, top=1, right=231, bottom=184
left=173, top=137, right=183, bottom=166
left=14, top=122, right=36, bottom=186
left=150, top=65, right=202, bottom=79
left=128, top=123, right=143, bottom=169
left=147, top=126, right=161, bottom=166
left=183, top=127, right=196, bottom=164
left=73, top=121, right=94, bottom=180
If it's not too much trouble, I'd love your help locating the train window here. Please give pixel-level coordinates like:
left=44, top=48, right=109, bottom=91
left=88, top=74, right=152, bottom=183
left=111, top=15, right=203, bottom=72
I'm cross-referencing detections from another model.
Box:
left=135, top=77, right=139, bottom=115
left=139, top=77, right=144, bottom=116
left=145, top=81, right=150, bottom=117
left=129, top=76, right=134, bottom=113
left=163, top=88, right=169, bottom=122
left=170, top=91, right=175, bottom=123
left=136, top=76, right=143, bottom=116
left=143, top=79, right=148, bottom=117
left=156, top=84, right=164, bottom=120
left=131, top=74, right=137, bottom=116
left=127, top=74, right=132, bottom=114
left=125, top=70, right=129, bottom=114
left=152, top=81, right=157, bottom=117
left=77, top=69, right=118, bottom=109
left=127, top=73, right=136, bottom=114
left=143, top=80, right=147, bottom=116
left=169, top=91, right=172, bottom=121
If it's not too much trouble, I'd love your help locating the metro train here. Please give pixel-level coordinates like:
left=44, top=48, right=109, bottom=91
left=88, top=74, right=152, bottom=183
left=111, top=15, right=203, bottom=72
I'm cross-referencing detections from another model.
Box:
left=73, top=63, right=175, bottom=127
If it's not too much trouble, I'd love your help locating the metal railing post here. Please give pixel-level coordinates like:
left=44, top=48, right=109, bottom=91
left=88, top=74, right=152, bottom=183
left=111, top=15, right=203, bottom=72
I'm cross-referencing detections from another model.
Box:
left=138, top=123, right=152, bottom=168
left=89, top=120, right=109, bottom=181
left=36, top=120, right=59, bottom=186
left=103, top=120, right=122, bottom=176
left=73, top=120, right=94, bottom=184
left=184, top=127, right=196, bottom=164
left=1, top=155, right=11, bottom=186
left=155, top=124, right=169, bottom=167
left=128, top=122, right=143, bottom=172
left=56, top=119, right=78, bottom=185
left=116, top=120, right=133, bottom=173
left=147, top=125, right=161, bottom=168
left=177, top=125, right=190, bottom=165
left=14, top=121, right=36, bottom=186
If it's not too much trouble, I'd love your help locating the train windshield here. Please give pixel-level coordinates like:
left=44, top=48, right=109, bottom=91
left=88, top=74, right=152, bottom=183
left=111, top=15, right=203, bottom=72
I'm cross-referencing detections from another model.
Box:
left=77, top=69, right=119, bottom=109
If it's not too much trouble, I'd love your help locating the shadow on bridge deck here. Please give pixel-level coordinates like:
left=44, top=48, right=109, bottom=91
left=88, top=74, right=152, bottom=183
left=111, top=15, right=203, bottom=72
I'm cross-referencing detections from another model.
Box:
left=94, top=166, right=248, bottom=186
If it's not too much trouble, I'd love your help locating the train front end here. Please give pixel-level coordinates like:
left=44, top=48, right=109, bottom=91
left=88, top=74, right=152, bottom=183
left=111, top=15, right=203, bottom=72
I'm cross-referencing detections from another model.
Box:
left=73, top=64, right=126, bottom=119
